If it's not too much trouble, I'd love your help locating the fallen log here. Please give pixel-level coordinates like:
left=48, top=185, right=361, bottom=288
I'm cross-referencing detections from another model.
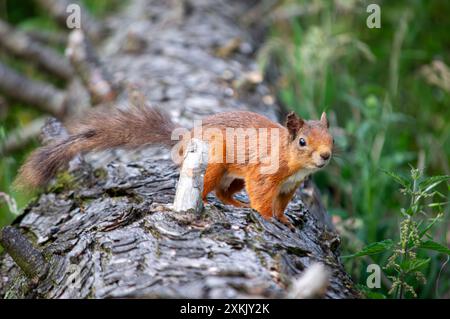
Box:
left=0, top=0, right=358, bottom=299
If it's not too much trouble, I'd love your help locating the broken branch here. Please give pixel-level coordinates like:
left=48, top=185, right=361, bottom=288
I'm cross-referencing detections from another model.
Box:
left=0, top=19, right=73, bottom=80
left=287, top=263, right=330, bottom=299
left=66, top=30, right=118, bottom=104
left=0, top=62, right=66, bottom=116
left=26, top=29, right=67, bottom=47
left=173, top=139, right=209, bottom=213
left=0, top=226, right=48, bottom=281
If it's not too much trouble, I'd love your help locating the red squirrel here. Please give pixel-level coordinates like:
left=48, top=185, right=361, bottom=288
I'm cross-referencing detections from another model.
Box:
left=16, top=106, right=333, bottom=228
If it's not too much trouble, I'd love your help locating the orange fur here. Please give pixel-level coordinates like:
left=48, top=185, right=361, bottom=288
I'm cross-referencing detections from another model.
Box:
left=16, top=107, right=333, bottom=228
left=199, top=111, right=333, bottom=228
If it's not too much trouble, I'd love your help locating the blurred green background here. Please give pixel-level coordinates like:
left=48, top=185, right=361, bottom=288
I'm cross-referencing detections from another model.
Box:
left=0, top=0, right=449, bottom=298
left=258, top=0, right=449, bottom=298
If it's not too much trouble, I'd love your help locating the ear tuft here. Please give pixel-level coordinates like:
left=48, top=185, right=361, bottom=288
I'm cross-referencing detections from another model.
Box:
left=320, top=112, right=329, bottom=128
left=285, top=112, right=304, bottom=139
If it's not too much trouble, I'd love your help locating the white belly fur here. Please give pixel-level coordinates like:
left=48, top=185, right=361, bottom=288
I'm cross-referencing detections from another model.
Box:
left=279, top=168, right=316, bottom=194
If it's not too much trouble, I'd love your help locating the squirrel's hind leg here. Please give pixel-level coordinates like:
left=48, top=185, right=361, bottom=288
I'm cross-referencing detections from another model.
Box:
left=215, top=179, right=249, bottom=208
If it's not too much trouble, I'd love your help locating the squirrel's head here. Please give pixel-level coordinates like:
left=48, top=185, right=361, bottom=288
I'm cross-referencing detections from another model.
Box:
left=285, top=112, right=333, bottom=170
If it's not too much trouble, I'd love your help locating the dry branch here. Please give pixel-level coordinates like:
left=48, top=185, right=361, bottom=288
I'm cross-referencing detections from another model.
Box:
left=287, top=263, right=330, bottom=299
left=66, top=30, right=118, bottom=104
left=0, top=62, right=66, bottom=116
left=0, top=226, right=48, bottom=281
left=0, top=20, right=73, bottom=80
left=26, top=29, right=67, bottom=47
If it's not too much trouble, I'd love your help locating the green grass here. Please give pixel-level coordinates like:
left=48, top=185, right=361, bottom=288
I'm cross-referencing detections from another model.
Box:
left=260, top=0, right=450, bottom=298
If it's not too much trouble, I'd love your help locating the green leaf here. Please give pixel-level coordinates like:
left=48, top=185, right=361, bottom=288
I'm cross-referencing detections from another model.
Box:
left=427, top=201, right=448, bottom=208
left=382, top=170, right=410, bottom=188
left=364, top=291, right=387, bottom=299
left=401, top=258, right=430, bottom=272
left=342, top=239, right=394, bottom=258
left=419, top=214, right=443, bottom=238
left=419, top=240, right=450, bottom=255
left=419, top=175, right=450, bottom=192
left=355, top=285, right=387, bottom=299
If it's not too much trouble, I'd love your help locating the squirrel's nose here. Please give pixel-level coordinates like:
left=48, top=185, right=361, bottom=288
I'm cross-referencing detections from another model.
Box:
left=320, top=152, right=331, bottom=161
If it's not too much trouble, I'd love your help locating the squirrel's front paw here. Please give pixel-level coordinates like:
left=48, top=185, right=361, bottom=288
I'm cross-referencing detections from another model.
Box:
left=276, top=215, right=295, bottom=231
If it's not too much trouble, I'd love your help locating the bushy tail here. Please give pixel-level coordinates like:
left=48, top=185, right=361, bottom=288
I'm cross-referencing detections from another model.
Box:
left=15, top=106, right=179, bottom=189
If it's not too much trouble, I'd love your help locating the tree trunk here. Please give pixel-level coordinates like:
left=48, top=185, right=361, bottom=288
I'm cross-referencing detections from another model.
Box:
left=0, top=0, right=358, bottom=299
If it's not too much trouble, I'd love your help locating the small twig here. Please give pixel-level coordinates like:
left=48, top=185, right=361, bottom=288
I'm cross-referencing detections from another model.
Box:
left=0, top=192, right=19, bottom=215
left=0, top=116, right=50, bottom=156
left=287, top=263, right=330, bottom=299
left=0, top=19, right=73, bottom=80
left=436, top=255, right=449, bottom=297
left=66, top=30, right=118, bottom=104
left=0, top=62, right=66, bottom=116
left=173, top=138, right=209, bottom=213
left=0, top=226, right=48, bottom=281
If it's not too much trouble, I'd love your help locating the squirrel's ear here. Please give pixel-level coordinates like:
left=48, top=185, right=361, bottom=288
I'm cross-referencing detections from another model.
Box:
left=320, top=112, right=329, bottom=128
left=285, top=112, right=304, bottom=139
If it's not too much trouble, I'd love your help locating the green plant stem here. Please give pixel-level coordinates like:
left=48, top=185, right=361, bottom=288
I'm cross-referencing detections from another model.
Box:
left=397, top=217, right=410, bottom=298
left=397, top=175, right=419, bottom=298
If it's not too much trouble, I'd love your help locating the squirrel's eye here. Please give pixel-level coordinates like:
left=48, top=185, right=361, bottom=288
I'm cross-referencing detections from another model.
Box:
left=299, top=138, right=307, bottom=147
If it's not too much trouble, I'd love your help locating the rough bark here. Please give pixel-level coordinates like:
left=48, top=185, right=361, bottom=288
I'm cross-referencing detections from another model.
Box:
left=0, top=0, right=358, bottom=299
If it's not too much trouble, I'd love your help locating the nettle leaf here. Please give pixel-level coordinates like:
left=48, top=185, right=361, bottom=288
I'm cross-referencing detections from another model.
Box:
left=419, top=240, right=450, bottom=255
left=382, top=170, right=410, bottom=188
left=364, top=291, right=387, bottom=299
left=427, top=201, right=449, bottom=208
left=400, top=258, right=430, bottom=272
left=342, top=239, right=394, bottom=258
left=419, top=175, right=450, bottom=192
left=355, top=285, right=387, bottom=299
left=419, top=214, right=443, bottom=239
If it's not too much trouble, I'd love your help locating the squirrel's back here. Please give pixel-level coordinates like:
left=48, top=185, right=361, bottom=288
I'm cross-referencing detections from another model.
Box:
left=202, top=111, right=282, bottom=130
